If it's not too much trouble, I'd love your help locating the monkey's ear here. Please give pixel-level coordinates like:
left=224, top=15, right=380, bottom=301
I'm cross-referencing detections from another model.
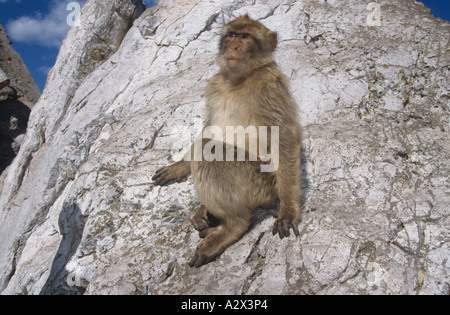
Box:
left=269, top=32, right=278, bottom=52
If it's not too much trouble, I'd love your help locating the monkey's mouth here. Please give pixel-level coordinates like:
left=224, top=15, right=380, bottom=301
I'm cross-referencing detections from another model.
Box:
left=226, top=58, right=243, bottom=67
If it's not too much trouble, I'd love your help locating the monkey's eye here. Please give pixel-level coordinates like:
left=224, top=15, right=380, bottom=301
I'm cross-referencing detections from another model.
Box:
left=228, top=32, right=238, bottom=38
left=241, top=33, right=251, bottom=39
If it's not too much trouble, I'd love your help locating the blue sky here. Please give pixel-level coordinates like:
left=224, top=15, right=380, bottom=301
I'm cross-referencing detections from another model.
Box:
left=0, top=0, right=158, bottom=92
left=0, top=0, right=448, bottom=93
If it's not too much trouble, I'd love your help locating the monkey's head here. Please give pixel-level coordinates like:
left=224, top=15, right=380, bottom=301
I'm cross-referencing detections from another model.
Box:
left=218, top=15, right=278, bottom=82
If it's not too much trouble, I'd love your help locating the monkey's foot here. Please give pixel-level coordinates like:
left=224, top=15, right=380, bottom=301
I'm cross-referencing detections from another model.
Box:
left=189, top=244, right=219, bottom=268
left=189, top=226, right=239, bottom=268
left=152, top=161, right=190, bottom=186
left=190, top=206, right=219, bottom=235
left=272, top=211, right=301, bottom=239
left=152, top=167, right=178, bottom=186
left=189, top=233, right=222, bottom=268
left=190, top=206, right=210, bottom=231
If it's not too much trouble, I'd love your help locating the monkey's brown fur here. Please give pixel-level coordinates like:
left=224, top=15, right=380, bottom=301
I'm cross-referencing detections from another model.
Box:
left=153, top=16, right=302, bottom=267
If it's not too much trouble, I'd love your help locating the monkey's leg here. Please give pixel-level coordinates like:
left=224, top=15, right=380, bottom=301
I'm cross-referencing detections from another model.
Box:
left=190, top=206, right=219, bottom=233
left=272, top=142, right=302, bottom=239
left=152, top=161, right=191, bottom=186
left=190, top=206, right=209, bottom=231
left=189, top=218, right=250, bottom=268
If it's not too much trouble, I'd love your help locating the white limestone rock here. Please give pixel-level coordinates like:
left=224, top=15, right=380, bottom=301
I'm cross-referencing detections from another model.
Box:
left=0, top=0, right=448, bottom=295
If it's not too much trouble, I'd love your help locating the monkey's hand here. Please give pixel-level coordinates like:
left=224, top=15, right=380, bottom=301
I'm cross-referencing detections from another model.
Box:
left=152, top=161, right=191, bottom=186
left=272, top=209, right=301, bottom=239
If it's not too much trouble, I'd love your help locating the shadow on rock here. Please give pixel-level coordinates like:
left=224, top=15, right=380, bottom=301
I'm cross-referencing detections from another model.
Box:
left=40, top=202, right=87, bottom=295
left=0, top=95, right=31, bottom=174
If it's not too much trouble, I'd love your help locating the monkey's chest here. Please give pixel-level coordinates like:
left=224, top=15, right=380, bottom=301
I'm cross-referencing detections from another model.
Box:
left=212, top=100, right=255, bottom=127
left=208, top=100, right=263, bottom=153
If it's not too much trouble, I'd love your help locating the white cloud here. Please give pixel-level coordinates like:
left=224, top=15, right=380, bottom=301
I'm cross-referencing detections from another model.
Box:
left=7, top=0, right=85, bottom=47
left=38, top=65, right=53, bottom=75
left=6, top=0, right=156, bottom=47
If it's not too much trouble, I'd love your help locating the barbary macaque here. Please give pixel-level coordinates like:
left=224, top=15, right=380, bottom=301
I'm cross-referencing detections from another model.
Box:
left=153, top=15, right=302, bottom=267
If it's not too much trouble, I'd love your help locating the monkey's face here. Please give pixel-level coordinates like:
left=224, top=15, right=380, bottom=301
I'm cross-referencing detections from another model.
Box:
left=223, top=31, right=257, bottom=69
left=218, top=16, right=278, bottom=80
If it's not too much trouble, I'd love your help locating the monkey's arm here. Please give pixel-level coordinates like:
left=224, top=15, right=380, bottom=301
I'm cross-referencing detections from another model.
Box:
left=152, top=127, right=209, bottom=187
left=152, top=161, right=191, bottom=186
left=273, top=135, right=302, bottom=239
